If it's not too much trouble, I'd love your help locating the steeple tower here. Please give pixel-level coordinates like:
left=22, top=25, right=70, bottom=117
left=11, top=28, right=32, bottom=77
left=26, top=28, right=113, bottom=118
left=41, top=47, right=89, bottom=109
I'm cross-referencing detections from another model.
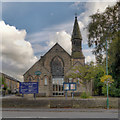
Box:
left=71, top=15, right=85, bottom=65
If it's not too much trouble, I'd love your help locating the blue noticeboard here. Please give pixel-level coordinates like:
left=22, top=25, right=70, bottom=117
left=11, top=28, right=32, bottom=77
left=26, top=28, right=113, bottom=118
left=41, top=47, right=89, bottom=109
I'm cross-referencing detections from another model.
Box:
left=19, top=82, right=38, bottom=94
left=63, top=83, right=70, bottom=91
left=70, top=83, right=77, bottom=91
left=63, top=82, right=77, bottom=91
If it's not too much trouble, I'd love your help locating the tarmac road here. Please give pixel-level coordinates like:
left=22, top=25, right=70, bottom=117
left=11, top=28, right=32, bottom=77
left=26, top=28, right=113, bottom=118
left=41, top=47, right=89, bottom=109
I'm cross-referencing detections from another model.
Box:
left=1, top=108, right=119, bottom=119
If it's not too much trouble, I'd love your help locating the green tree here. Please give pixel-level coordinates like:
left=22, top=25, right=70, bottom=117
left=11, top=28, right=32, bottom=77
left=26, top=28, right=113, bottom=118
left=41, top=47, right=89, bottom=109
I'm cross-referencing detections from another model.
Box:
left=87, top=2, right=120, bottom=96
left=108, top=31, right=120, bottom=89
left=0, top=76, right=7, bottom=90
left=102, top=81, right=120, bottom=97
left=93, top=64, right=105, bottom=95
left=67, top=62, right=96, bottom=92
left=87, top=2, right=119, bottom=63
left=100, top=75, right=114, bottom=84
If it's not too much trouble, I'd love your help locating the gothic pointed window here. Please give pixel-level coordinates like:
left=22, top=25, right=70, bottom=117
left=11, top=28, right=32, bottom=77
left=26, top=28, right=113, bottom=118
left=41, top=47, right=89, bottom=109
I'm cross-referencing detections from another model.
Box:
left=51, top=56, right=64, bottom=78
left=27, top=75, right=33, bottom=82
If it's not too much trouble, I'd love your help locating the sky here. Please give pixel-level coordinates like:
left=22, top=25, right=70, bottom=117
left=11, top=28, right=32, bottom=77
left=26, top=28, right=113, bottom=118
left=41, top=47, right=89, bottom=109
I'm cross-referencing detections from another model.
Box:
left=0, top=1, right=117, bottom=81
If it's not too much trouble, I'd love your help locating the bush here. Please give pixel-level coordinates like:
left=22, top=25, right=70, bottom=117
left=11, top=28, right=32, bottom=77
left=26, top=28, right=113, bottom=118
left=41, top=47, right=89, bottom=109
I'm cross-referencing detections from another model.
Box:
left=15, top=93, right=22, bottom=96
left=102, top=82, right=120, bottom=97
left=80, top=92, right=90, bottom=99
left=2, top=90, right=5, bottom=96
left=109, top=82, right=120, bottom=97
left=102, top=85, right=107, bottom=96
left=7, top=89, right=11, bottom=94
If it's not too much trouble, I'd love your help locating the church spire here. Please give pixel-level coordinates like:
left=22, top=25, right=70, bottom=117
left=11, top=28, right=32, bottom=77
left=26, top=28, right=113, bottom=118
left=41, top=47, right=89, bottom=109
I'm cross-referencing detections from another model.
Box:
left=71, top=15, right=85, bottom=61
left=72, top=14, right=82, bottom=40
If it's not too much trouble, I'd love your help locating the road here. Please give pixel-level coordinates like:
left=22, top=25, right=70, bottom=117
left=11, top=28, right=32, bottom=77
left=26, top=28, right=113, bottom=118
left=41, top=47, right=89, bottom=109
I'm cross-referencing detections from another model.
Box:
left=0, top=94, right=15, bottom=99
left=1, top=108, right=118, bottom=118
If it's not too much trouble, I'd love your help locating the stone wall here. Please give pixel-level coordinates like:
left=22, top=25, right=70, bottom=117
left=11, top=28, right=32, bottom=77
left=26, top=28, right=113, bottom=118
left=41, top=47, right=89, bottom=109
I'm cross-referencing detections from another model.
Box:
left=2, top=98, right=118, bottom=109
left=43, top=43, right=72, bottom=74
left=23, top=43, right=92, bottom=97
left=23, top=59, right=52, bottom=96
left=23, top=43, right=72, bottom=97
left=1, top=73, right=20, bottom=93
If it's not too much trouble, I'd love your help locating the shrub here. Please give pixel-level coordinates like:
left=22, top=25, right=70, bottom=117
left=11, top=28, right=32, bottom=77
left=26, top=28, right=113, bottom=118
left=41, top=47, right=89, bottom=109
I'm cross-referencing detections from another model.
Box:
left=102, top=82, right=120, bottom=97
left=81, top=92, right=90, bottom=99
left=7, top=89, right=11, bottom=94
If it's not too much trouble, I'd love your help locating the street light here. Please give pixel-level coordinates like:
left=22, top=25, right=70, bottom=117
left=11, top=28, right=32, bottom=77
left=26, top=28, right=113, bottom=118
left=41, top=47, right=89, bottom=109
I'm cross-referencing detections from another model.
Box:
left=106, top=38, right=109, bottom=109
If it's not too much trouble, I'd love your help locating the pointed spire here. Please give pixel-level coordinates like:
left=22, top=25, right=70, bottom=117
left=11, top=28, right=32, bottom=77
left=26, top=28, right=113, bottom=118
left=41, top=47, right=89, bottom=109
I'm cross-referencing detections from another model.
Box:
left=75, top=13, right=77, bottom=18
left=72, top=14, right=82, bottom=40
left=71, top=14, right=85, bottom=60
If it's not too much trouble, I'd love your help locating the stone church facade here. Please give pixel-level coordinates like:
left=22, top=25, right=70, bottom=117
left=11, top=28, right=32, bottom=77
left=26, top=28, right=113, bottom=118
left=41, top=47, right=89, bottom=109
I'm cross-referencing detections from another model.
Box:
left=23, top=16, right=92, bottom=97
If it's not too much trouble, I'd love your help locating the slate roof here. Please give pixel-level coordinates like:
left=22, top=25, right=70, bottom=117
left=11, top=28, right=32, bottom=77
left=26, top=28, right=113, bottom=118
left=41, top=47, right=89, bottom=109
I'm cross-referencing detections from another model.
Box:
left=0, top=72, right=20, bottom=82
left=71, top=16, right=82, bottom=40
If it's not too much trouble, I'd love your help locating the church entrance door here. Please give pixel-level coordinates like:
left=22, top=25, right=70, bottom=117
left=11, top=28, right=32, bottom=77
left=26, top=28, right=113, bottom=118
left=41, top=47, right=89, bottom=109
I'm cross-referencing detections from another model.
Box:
left=52, top=78, right=64, bottom=96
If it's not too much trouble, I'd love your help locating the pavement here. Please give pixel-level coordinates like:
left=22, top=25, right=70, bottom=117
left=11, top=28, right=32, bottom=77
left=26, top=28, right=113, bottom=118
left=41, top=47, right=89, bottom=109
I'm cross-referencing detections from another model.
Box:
left=1, top=95, right=119, bottom=119
left=2, top=108, right=118, bottom=112
left=0, top=95, right=15, bottom=99
left=1, top=108, right=119, bottom=118
left=1, top=94, right=119, bottom=100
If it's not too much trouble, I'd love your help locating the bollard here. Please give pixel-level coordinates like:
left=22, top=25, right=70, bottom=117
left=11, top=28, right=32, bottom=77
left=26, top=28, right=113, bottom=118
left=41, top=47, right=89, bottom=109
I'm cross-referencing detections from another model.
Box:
left=34, top=93, right=36, bottom=99
left=65, top=91, right=67, bottom=100
left=72, top=91, right=74, bottom=99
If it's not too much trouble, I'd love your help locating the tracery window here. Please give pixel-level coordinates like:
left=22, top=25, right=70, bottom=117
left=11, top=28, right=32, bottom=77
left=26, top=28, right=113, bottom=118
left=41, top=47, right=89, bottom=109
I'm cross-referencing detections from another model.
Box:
left=51, top=56, right=64, bottom=78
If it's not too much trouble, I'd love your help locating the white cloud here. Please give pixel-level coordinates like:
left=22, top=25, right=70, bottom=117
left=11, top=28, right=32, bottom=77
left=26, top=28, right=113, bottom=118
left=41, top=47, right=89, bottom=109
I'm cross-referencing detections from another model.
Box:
left=48, top=31, right=71, bottom=54
left=77, top=1, right=116, bottom=38
left=26, top=2, right=117, bottom=65
left=76, top=1, right=116, bottom=62
left=0, top=2, right=117, bottom=82
left=79, top=1, right=116, bottom=26
left=0, top=21, right=38, bottom=81
left=26, top=21, right=74, bottom=56
left=27, top=18, right=94, bottom=64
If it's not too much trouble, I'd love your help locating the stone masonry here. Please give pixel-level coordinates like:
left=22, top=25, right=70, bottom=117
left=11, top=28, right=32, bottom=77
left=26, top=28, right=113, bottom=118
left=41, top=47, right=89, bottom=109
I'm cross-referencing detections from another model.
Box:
left=23, top=16, right=92, bottom=97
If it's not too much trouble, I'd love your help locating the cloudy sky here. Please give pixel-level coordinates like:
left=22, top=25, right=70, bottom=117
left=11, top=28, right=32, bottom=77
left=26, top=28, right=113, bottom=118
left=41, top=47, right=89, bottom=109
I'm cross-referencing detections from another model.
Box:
left=0, top=0, right=116, bottom=81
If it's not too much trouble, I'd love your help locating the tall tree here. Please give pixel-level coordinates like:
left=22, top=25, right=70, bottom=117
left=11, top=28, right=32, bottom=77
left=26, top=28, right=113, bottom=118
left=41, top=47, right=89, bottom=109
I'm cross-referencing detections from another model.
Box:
left=108, top=31, right=120, bottom=88
left=87, top=2, right=119, bottom=63
left=87, top=2, right=120, bottom=96
left=93, top=64, right=105, bottom=95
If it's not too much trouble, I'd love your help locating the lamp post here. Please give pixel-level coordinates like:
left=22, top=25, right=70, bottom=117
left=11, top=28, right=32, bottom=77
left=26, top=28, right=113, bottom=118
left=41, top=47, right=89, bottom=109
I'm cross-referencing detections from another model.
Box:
left=106, top=38, right=109, bottom=109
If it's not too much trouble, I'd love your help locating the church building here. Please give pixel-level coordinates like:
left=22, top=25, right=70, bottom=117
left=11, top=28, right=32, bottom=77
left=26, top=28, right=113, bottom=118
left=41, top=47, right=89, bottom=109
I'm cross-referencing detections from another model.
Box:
left=23, top=16, right=92, bottom=97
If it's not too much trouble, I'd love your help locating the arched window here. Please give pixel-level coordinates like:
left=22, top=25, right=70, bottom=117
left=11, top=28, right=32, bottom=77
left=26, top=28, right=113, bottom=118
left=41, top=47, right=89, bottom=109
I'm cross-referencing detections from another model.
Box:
left=45, top=77, right=47, bottom=85
left=35, top=76, right=40, bottom=82
left=29, top=77, right=32, bottom=82
left=51, top=56, right=64, bottom=78
left=44, top=76, right=48, bottom=85
left=27, top=75, right=33, bottom=82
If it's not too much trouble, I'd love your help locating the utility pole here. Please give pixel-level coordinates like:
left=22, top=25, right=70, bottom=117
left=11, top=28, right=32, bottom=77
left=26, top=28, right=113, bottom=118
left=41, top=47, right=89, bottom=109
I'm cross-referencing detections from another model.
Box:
left=106, top=38, right=109, bottom=109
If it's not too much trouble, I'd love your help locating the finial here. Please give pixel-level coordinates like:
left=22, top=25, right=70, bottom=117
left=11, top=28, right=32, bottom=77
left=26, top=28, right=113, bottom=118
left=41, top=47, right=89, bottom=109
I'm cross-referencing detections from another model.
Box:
left=75, top=13, right=77, bottom=18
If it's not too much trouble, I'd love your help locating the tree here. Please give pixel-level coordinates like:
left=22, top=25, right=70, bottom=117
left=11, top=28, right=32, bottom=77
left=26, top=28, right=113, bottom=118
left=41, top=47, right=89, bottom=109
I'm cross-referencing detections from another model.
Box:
left=100, top=75, right=114, bottom=84
left=100, top=75, right=119, bottom=97
left=0, top=76, right=7, bottom=96
left=87, top=2, right=120, bottom=96
left=67, top=62, right=96, bottom=92
left=93, top=64, right=105, bottom=95
left=0, top=76, right=7, bottom=90
left=108, top=31, right=120, bottom=89
left=87, top=2, right=119, bottom=63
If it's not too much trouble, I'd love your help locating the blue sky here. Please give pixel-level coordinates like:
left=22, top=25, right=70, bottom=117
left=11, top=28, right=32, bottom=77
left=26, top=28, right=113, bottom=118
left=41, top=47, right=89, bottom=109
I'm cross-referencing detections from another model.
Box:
left=1, top=1, right=116, bottom=80
left=2, top=2, right=89, bottom=57
left=2, top=2, right=85, bottom=34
